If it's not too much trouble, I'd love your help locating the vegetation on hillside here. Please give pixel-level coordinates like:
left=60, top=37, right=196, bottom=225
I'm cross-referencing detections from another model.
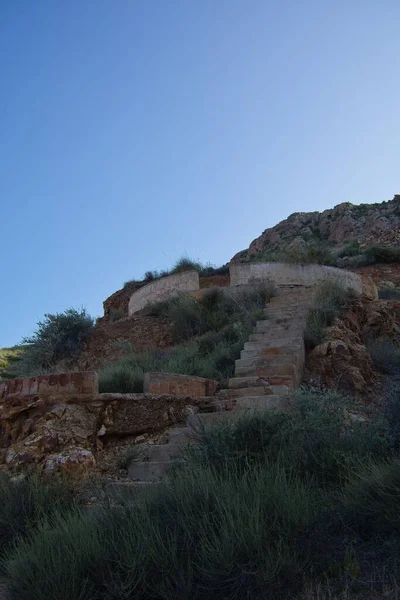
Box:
left=248, top=243, right=400, bottom=269
left=124, top=256, right=229, bottom=288
left=2, top=388, right=400, bottom=599
left=99, top=283, right=273, bottom=392
left=304, top=279, right=354, bottom=348
left=0, top=346, right=25, bottom=381
left=4, top=308, right=94, bottom=379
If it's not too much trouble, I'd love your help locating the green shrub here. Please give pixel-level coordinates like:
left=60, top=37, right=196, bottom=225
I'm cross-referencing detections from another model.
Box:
left=378, top=286, right=400, bottom=300
left=5, top=308, right=94, bottom=378
left=336, top=241, right=361, bottom=259
left=0, top=475, right=75, bottom=556
left=101, top=282, right=273, bottom=393
left=0, top=346, right=25, bottom=380
left=99, top=323, right=250, bottom=393
left=304, top=280, right=353, bottom=348
left=3, top=464, right=318, bottom=600
left=99, top=361, right=145, bottom=393
left=366, top=245, right=400, bottom=264
left=198, top=264, right=230, bottom=277
left=147, top=283, right=273, bottom=343
left=340, top=458, right=400, bottom=536
left=367, top=338, right=400, bottom=374
left=186, top=389, right=390, bottom=485
left=3, top=509, right=104, bottom=600
left=170, top=256, right=203, bottom=274
left=108, top=307, right=125, bottom=322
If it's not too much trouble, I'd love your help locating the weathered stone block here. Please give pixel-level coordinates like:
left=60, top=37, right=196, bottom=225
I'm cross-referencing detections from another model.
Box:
left=143, top=373, right=218, bottom=397
left=2, top=371, right=99, bottom=399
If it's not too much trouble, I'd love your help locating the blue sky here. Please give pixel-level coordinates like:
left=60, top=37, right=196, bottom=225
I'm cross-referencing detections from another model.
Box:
left=1, top=0, right=399, bottom=347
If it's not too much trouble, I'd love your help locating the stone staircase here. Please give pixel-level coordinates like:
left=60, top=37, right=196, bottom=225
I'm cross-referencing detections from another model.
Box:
left=196, top=285, right=313, bottom=426
left=106, top=285, right=314, bottom=500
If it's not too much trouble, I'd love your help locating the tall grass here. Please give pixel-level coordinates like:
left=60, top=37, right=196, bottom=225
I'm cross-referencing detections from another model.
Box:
left=99, top=325, right=249, bottom=392
left=100, top=283, right=273, bottom=393
left=304, top=280, right=353, bottom=349
left=0, top=475, right=75, bottom=556
left=3, top=464, right=318, bottom=600
left=2, top=388, right=400, bottom=600
left=185, top=388, right=390, bottom=485
left=367, top=338, right=400, bottom=374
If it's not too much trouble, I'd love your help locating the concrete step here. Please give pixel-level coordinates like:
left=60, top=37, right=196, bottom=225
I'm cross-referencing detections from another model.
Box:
left=219, top=386, right=274, bottom=398
left=241, top=345, right=304, bottom=359
left=219, top=384, right=290, bottom=398
left=247, top=343, right=304, bottom=355
left=167, top=427, right=195, bottom=444
left=196, top=406, right=286, bottom=427
left=236, top=363, right=299, bottom=379
left=254, top=329, right=292, bottom=338
left=247, top=335, right=304, bottom=346
left=128, top=461, right=171, bottom=482
left=210, top=395, right=288, bottom=412
left=235, top=354, right=297, bottom=370
left=104, top=481, right=156, bottom=501
left=147, top=444, right=181, bottom=462
left=228, top=376, right=270, bottom=389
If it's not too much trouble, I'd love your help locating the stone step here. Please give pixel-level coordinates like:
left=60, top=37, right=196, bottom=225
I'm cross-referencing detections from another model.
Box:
left=236, top=354, right=297, bottom=370
left=236, top=362, right=299, bottom=379
left=128, top=461, right=171, bottom=482
left=241, top=345, right=304, bottom=359
left=208, top=395, right=287, bottom=412
left=247, top=335, right=304, bottom=345
left=246, top=343, right=304, bottom=355
left=104, top=481, right=156, bottom=501
left=147, top=444, right=181, bottom=462
left=167, top=427, right=195, bottom=444
left=228, top=376, right=270, bottom=389
left=257, top=317, right=306, bottom=327
left=196, top=402, right=288, bottom=427
left=219, top=384, right=290, bottom=398
left=254, top=329, right=304, bottom=339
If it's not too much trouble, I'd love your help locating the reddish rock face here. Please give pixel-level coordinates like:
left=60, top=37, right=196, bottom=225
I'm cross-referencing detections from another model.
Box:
left=303, top=298, right=399, bottom=398
left=232, top=195, right=400, bottom=262
left=143, top=373, right=219, bottom=397
left=0, top=391, right=206, bottom=476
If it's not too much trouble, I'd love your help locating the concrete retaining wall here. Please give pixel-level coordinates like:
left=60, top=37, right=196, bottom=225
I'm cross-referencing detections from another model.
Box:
left=230, top=262, right=363, bottom=294
left=143, top=372, right=218, bottom=397
left=128, top=271, right=200, bottom=315
left=1, top=371, right=99, bottom=399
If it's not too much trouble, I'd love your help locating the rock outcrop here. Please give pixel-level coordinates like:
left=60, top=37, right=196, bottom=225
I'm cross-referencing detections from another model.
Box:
left=303, top=299, right=400, bottom=397
left=0, top=391, right=210, bottom=476
left=232, top=195, right=400, bottom=262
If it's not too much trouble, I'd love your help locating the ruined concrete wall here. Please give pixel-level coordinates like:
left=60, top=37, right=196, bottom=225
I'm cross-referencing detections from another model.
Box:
left=143, top=373, right=218, bottom=397
left=229, top=262, right=364, bottom=295
left=1, top=371, right=98, bottom=399
left=128, top=271, right=200, bottom=315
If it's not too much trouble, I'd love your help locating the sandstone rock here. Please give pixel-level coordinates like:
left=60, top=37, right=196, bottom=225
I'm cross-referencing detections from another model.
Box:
left=0, top=392, right=208, bottom=476
left=232, top=195, right=400, bottom=262
left=42, top=447, right=96, bottom=477
left=304, top=297, right=399, bottom=397
left=304, top=339, right=372, bottom=397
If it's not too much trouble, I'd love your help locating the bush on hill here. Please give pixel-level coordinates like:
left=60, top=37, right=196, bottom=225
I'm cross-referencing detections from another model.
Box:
left=5, top=308, right=94, bottom=378
left=304, top=279, right=353, bottom=348
left=100, top=283, right=273, bottom=393
left=3, top=388, right=400, bottom=599
left=123, top=256, right=229, bottom=288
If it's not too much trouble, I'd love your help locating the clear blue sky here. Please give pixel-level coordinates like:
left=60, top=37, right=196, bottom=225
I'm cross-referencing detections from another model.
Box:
left=1, top=1, right=399, bottom=347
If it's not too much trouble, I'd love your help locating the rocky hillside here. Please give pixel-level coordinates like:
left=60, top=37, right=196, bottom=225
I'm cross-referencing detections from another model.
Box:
left=233, top=194, right=400, bottom=262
